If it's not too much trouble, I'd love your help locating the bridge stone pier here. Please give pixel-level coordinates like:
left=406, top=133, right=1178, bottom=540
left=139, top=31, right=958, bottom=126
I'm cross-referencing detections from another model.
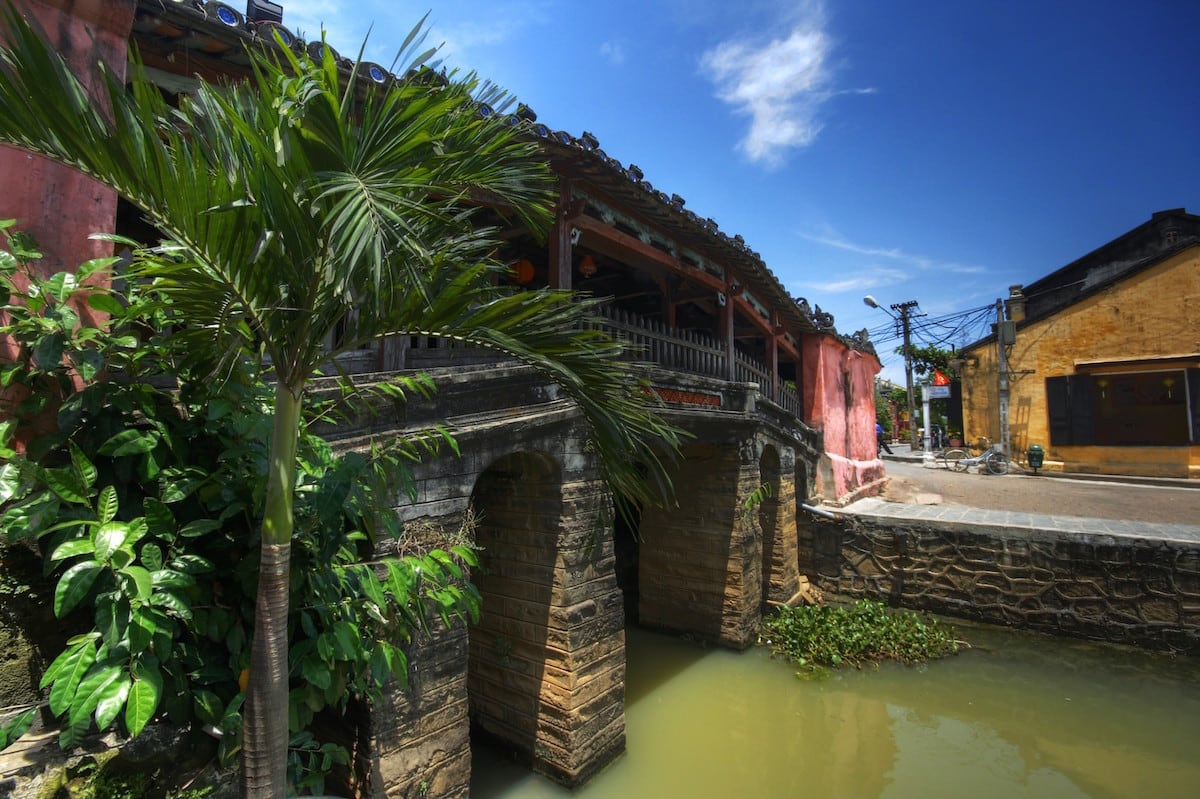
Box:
left=317, top=361, right=819, bottom=796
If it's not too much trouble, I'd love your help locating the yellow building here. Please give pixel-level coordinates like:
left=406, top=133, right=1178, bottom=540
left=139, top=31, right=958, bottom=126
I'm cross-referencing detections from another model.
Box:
left=961, top=209, right=1200, bottom=479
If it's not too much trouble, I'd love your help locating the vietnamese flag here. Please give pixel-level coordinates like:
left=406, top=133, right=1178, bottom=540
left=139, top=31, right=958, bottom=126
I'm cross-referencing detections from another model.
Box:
left=933, top=370, right=951, bottom=385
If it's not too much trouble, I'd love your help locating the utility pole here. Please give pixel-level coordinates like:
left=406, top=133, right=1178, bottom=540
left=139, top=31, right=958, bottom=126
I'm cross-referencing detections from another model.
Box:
left=894, top=300, right=920, bottom=449
left=864, top=296, right=921, bottom=449
left=996, top=299, right=1011, bottom=457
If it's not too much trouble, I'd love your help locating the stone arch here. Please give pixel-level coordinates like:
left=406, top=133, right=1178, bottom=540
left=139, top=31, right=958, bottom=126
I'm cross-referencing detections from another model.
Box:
left=638, top=441, right=760, bottom=648
left=466, top=444, right=626, bottom=787
left=467, top=450, right=562, bottom=775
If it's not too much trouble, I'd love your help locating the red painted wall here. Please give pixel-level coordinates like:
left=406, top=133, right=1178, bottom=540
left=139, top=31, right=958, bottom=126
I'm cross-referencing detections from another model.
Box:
left=0, top=1, right=135, bottom=276
left=1, top=1, right=135, bottom=442
left=801, top=333, right=885, bottom=504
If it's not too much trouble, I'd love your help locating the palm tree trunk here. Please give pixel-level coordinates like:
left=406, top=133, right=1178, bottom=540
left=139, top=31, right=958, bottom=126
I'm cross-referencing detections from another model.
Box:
left=242, top=381, right=302, bottom=798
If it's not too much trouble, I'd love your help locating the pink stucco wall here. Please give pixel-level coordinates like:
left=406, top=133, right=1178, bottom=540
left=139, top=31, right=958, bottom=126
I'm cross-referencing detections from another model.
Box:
left=801, top=333, right=886, bottom=504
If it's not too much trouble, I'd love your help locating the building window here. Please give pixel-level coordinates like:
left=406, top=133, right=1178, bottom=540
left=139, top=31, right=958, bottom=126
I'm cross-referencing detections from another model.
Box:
left=1047, top=370, right=1195, bottom=446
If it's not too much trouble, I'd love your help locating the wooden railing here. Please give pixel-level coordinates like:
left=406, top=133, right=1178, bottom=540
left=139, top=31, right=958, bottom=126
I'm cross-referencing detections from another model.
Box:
left=594, top=305, right=801, bottom=417
left=595, top=306, right=727, bottom=379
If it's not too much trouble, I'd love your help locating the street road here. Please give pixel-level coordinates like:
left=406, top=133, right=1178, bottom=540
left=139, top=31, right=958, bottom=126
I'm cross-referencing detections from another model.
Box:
left=881, top=458, right=1200, bottom=526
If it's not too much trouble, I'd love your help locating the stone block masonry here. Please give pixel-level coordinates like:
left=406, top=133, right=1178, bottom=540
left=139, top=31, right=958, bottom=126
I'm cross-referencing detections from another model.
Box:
left=808, top=499, right=1200, bottom=654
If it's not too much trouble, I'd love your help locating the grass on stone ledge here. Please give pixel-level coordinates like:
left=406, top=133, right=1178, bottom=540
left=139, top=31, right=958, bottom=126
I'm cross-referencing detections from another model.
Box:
left=760, top=599, right=962, bottom=674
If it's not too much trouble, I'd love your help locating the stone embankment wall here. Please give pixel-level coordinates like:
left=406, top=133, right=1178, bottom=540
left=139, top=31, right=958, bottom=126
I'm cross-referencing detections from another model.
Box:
left=806, top=516, right=1200, bottom=654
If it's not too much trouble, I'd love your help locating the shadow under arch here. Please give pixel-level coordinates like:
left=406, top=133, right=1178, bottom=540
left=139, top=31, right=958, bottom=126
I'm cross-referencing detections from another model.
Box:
left=758, top=443, right=793, bottom=608
left=467, top=449, right=562, bottom=778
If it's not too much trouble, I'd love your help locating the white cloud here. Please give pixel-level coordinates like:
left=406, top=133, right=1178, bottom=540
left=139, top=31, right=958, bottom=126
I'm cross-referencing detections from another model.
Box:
left=701, top=3, right=838, bottom=167
left=599, top=40, right=627, bottom=66
left=799, top=266, right=909, bottom=294
left=800, top=231, right=987, bottom=275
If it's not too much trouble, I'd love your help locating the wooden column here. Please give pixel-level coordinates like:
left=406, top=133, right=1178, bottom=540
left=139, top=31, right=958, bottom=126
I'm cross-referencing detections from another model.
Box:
left=768, top=311, right=780, bottom=402
left=722, top=280, right=736, bottom=381
left=549, top=177, right=574, bottom=290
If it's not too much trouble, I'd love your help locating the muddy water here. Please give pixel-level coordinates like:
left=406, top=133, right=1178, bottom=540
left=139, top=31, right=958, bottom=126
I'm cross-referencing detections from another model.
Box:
left=471, top=623, right=1200, bottom=799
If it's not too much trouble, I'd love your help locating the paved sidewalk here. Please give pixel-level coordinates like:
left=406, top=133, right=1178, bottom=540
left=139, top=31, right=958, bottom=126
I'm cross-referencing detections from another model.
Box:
left=832, top=495, right=1200, bottom=544
left=830, top=443, right=1200, bottom=543
left=880, top=443, right=1199, bottom=490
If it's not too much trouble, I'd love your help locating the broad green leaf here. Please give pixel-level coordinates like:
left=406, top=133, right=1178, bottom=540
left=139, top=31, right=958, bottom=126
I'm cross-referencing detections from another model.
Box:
left=58, top=712, right=91, bottom=751
left=93, top=521, right=129, bottom=563
left=120, top=565, right=153, bottom=601
left=143, top=499, right=174, bottom=537
left=178, top=519, right=220, bottom=538
left=141, top=543, right=164, bottom=572
left=49, top=537, right=95, bottom=563
left=301, top=657, right=332, bottom=690
left=0, top=707, right=35, bottom=748
left=46, top=641, right=97, bottom=716
left=128, top=607, right=156, bottom=651
left=98, top=428, right=160, bottom=457
left=41, top=271, right=77, bottom=302
left=149, top=569, right=191, bottom=590
left=54, top=560, right=102, bottom=616
left=316, top=633, right=334, bottom=662
left=94, top=674, right=131, bottom=730
left=450, top=544, right=480, bottom=568
left=69, top=443, right=97, bottom=493
left=0, top=461, right=24, bottom=504
left=160, top=474, right=202, bottom=504
left=110, top=548, right=133, bottom=570
left=42, top=465, right=88, bottom=504
left=40, top=633, right=97, bottom=691
left=2, top=493, right=59, bottom=540
left=96, top=485, right=118, bottom=524
left=69, top=662, right=123, bottom=729
left=331, top=622, right=358, bottom=659
left=193, top=689, right=223, bottom=726
left=74, top=348, right=104, bottom=382
left=170, top=554, right=214, bottom=574
left=96, top=593, right=129, bottom=649
left=150, top=589, right=192, bottom=619
left=126, top=662, right=163, bottom=736
left=429, top=549, right=463, bottom=579
left=125, top=517, right=149, bottom=547
left=87, top=292, right=125, bottom=315
left=31, top=331, right=64, bottom=370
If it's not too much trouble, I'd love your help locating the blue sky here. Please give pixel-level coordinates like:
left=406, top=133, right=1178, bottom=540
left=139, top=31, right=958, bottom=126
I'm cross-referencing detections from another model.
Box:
left=277, top=0, right=1200, bottom=383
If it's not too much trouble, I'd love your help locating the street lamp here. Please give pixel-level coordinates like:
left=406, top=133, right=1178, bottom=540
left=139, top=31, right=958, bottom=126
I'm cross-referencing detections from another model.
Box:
left=864, top=295, right=920, bottom=449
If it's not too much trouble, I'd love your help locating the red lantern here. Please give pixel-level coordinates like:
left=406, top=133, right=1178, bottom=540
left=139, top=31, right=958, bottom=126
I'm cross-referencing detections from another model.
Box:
left=513, top=259, right=535, bottom=284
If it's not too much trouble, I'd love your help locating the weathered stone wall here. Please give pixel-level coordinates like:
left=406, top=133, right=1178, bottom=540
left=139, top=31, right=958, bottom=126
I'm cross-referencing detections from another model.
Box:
left=808, top=515, right=1200, bottom=653
left=370, top=622, right=471, bottom=799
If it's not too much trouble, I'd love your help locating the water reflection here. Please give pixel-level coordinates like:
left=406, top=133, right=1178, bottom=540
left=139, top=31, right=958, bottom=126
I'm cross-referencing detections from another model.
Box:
left=472, top=623, right=1200, bottom=799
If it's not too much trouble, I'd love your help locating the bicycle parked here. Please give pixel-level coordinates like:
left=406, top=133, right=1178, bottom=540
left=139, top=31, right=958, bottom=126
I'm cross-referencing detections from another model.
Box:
left=938, top=442, right=1010, bottom=475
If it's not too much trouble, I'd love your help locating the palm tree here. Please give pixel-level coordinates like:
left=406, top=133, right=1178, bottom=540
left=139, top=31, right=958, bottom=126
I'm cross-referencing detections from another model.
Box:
left=0, top=7, right=678, bottom=796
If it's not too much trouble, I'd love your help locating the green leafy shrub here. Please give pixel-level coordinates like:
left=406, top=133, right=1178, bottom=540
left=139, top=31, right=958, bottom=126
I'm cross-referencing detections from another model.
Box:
left=0, top=227, right=479, bottom=790
left=760, top=599, right=961, bottom=673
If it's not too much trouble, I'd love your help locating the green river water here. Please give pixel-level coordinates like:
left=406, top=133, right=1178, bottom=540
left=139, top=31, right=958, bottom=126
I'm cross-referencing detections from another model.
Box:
left=472, top=622, right=1200, bottom=798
